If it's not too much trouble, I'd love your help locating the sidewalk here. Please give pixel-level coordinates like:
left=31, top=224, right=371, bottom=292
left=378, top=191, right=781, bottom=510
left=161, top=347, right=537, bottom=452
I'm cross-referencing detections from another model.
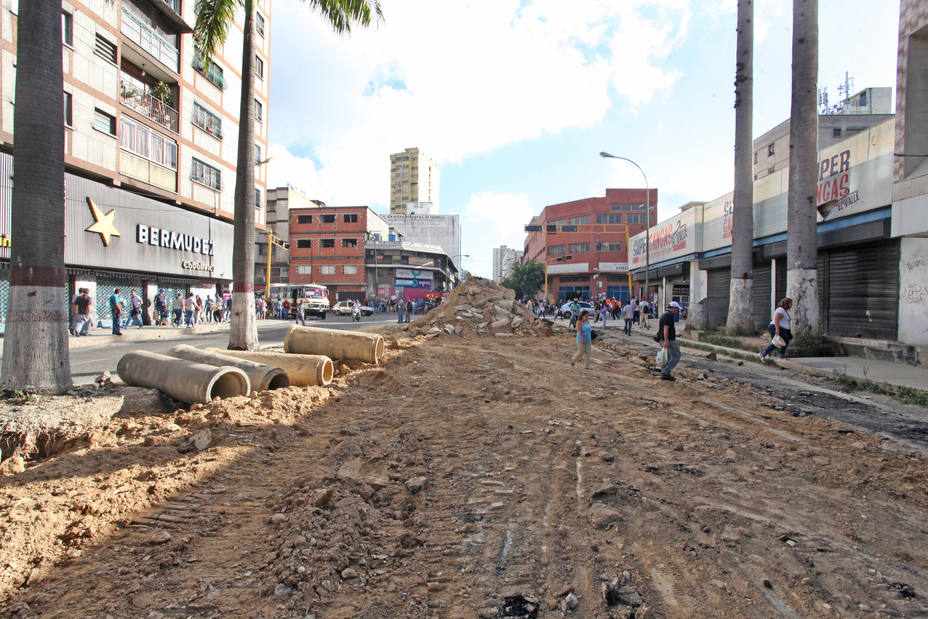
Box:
left=566, top=315, right=928, bottom=394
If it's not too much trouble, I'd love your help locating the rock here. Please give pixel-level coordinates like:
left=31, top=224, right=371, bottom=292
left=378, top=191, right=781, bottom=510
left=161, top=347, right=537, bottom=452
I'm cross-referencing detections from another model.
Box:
left=405, top=476, right=427, bottom=493
left=341, top=567, right=358, bottom=580
left=273, top=583, right=292, bottom=598
left=192, top=428, right=212, bottom=451
left=477, top=608, right=497, bottom=618
left=428, top=327, right=441, bottom=334
left=189, top=402, right=203, bottom=411
left=444, top=325, right=456, bottom=335
left=604, top=583, right=642, bottom=607
left=491, top=318, right=510, bottom=330
left=271, top=513, right=287, bottom=525
left=588, top=502, right=621, bottom=529
left=511, top=317, right=524, bottom=328
left=312, top=487, right=334, bottom=507
left=495, top=333, right=513, bottom=338
left=706, top=352, right=717, bottom=360
left=455, top=304, right=473, bottom=311
left=0, top=455, right=26, bottom=475
left=476, top=322, right=488, bottom=329
left=565, top=592, right=580, bottom=610
left=95, top=370, right=111, bottom=384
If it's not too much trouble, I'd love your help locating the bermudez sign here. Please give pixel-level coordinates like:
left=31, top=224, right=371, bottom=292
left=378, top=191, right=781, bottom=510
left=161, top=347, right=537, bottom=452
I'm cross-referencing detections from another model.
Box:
left=136, top=224, right=215, bottom=256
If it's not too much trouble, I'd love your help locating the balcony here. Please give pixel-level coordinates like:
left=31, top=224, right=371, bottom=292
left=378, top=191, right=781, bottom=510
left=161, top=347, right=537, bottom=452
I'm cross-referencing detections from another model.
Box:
left=121, top=7, right=180, bottom=72
left=120, top=74, right=178, bottom=132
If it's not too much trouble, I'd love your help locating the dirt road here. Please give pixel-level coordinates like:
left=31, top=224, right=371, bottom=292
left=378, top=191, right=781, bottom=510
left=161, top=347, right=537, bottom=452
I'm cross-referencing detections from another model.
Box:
left=2, top=320, right=928, bottom=617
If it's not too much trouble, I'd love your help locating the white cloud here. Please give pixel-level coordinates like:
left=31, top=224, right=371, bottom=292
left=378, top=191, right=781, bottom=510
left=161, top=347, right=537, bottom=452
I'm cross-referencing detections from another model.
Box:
left=267, top=0, right=691, bottom=208
left=460, top=191, right=535, bottom=278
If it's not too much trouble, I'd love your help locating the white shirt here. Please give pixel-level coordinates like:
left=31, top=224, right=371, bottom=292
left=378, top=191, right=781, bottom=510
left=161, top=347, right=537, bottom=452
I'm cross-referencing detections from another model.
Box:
left=770, top=307, right=790, bottom=330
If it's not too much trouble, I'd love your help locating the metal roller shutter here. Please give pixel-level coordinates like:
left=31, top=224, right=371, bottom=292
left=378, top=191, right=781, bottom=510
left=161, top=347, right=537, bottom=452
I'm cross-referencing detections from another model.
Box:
left=821, top=241, right=899, bottom=340
left=706, top=269, right=730, bottom=327
left=0, top=274, right=8, bottom=331
left=752, top=264, right=772, bottom=331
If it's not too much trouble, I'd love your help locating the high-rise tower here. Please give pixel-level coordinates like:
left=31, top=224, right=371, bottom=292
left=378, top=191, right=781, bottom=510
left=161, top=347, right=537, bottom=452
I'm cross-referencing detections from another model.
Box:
left=390, top=147, right=440, bottom=214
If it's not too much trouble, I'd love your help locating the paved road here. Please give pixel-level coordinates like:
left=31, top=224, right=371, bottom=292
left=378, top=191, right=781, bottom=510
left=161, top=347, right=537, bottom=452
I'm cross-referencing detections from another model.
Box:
left=70, top=314, right=398, bottom=385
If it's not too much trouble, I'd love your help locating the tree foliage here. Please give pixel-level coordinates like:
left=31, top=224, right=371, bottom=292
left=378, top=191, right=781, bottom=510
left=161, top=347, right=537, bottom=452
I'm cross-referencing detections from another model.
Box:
left=501, top=261, right=545, bottom=298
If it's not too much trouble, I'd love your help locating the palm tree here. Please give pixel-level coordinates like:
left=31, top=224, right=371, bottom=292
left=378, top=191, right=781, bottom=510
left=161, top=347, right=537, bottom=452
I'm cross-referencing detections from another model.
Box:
left=726, top=0, right=755, bottom=334
left=1, top=1, right=72, bottom=393
left=786, top=0, right=821, bottom=336
left=194, top=0, right=382, bottom=350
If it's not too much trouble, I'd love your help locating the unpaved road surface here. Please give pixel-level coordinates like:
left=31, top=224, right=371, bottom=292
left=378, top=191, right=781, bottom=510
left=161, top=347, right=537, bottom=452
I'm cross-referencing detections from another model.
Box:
left=2, top=326, right=928, bottom=617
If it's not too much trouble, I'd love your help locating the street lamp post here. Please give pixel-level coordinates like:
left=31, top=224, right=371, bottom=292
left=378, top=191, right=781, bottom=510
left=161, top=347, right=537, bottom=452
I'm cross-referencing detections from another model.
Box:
left=450, top=253, right=469, bottom=289
left=599, top=151, right=650, bottom=308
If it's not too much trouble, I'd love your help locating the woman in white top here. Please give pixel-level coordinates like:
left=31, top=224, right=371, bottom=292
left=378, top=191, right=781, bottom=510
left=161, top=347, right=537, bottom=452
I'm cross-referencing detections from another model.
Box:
left=760, top=297, right=793, bottom=360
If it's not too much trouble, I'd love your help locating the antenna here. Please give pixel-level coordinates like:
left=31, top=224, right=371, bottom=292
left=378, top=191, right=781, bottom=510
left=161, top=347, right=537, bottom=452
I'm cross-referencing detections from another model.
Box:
left=837, top=71, right=855, bottom=107
left=818, top=87, right=830, bottom=115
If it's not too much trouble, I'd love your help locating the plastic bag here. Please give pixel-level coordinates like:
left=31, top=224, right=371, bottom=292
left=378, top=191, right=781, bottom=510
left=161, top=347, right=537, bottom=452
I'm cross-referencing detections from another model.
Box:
left=771, top=334, right=786, bottom=348
left=655, top=348, right=668, bottom=366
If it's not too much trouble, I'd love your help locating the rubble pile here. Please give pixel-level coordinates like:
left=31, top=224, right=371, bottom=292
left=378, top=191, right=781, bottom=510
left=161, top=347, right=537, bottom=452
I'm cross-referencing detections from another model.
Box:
left=403, top=276, right=553, bottom=339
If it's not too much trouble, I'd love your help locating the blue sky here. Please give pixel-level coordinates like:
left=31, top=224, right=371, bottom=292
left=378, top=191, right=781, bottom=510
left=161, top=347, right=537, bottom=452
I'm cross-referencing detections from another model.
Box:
left=266, top=0, right=901, bottom=278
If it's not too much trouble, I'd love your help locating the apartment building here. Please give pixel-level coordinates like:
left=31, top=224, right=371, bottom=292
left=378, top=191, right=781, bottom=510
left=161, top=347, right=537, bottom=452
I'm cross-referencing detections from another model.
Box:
left=389, top=147, right=439, bottom=214
left=523, top=188, right=656, bottom=302
left=288, top=205, right=390, bottom=303
left=0, top=0, right=269, bottom=323
left=492, top=245, right=522, bottom=281
left=256, top=186, right=321, bottom=288
left=382, top=213, right=461, bottom=268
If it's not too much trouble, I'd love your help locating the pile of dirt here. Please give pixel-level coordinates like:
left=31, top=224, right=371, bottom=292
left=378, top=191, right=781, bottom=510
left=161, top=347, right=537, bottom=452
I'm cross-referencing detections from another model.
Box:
left=401, top=276, right=553, bottom=339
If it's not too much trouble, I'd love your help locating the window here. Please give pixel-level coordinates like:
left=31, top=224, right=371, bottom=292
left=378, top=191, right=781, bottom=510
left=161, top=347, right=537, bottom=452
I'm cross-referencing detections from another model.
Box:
left=192, top=157, right=221, bottom=190
left=609, top=204, right=639, bottom=211
left=548, top=245, right=566, bottom=255
left=595, top=214, right=623, bottom=224
left=297, top=265, right=312, bottom=275
left=120, top=117, right=177, bottom=169
left=256, top=12, right=265, bottom=37
left=343, top=213, right=358, bottom=223
left=62, top=12, right=73, bottom=46
left=767, top=166, right=776, bottom=174
left=753, top=151, right=758, bottom=164
left=255, top=188, right=262, bottom=209
left=192, top=51, right=225, bottom=90
left=255, top=55, right=264, bottom=78
left=192, top=102, right=222, bottom=139
left=321, top=214, right=336, bottom=224
left=859, top=91, right=867, bottom=107
left=832, top=127, right=842, bottom=138
left=297, top=215, right=312, bottom=224
left=341, top=238, right=358, bottom=248
left=767, top=143, right=775, bottom=156
left=63, top=92, right=72, bottom=127
left=596, top=241, right=622, bottom=252
left=319, top=265, right=335, bottom=274
left=569, top=242, right=590, bottom=253
left=254, top=99, right=263, bottom=123
left=94, top=33, right=117, bottom=64
left=255, top=144, right=262, bottom=164
left=569, top=215, right=590, bottom=225
left=627, top=213, right=647, bottom=224
left=549, top=219, right=566, bottom=226
left=94, top=109, right=116, bottom=136
left=343, top=265, right=358, bottom=275
left=321, top=239, right=335, bottom=248
left=296, top=239, right=312, bottom=248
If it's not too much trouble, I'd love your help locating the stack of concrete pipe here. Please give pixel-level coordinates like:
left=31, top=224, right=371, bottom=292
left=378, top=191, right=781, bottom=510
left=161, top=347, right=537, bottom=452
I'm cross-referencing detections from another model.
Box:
left=167, top=344, right=290, bottom=391
left=206, top=348, right=334, bottom=387
left=117, top=350, right=251, bottom=404
left=284, top=325, right=385, bottom=365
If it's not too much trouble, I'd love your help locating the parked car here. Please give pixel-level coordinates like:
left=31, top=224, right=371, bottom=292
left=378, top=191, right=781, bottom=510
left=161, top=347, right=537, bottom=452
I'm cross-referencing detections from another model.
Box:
left=331, top=301, right=374, bottom=316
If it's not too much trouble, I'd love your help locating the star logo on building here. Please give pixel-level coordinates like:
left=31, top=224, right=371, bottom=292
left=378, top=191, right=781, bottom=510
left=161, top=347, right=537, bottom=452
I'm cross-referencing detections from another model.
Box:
left=85, top=197, right=120, bottom=246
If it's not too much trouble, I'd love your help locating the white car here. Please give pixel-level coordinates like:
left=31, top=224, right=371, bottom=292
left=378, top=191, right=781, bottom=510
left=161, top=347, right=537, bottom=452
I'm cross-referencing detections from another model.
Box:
left=558, top=301, right=595, bottom=317
left=331, top=301, right=373, bottom=316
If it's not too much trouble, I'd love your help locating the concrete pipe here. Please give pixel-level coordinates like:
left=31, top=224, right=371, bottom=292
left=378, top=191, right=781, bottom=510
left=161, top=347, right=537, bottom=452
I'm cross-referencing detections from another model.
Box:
left=167, top=344, right=290, bottom=391
left=284, top=325, right=385, bottom=365
left=117, top=350, right=250, bottom=404
left=206, top=348, right=334, bottom=387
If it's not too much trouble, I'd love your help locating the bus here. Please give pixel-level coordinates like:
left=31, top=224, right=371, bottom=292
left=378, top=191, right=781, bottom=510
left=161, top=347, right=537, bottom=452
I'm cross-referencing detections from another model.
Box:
left=261, top=283, right=330, bottom=319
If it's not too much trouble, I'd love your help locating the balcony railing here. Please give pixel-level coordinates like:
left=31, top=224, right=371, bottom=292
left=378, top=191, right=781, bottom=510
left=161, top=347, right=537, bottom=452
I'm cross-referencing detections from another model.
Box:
left=121, top=7, right=180, bottom=71
left=120, top=75, right=179, bottom=132
left=157, top=0, right=183, bottom=15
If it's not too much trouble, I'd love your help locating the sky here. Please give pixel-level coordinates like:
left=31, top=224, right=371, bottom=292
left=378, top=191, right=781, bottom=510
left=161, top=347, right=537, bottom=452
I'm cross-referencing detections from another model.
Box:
left=265, top=0, right=901, bottom=279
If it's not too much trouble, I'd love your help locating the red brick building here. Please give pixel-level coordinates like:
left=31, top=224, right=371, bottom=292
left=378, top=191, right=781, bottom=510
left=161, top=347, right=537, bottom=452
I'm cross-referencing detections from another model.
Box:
left=524, top=188, right=656, bottom=302
left=289, top=205, right=390, bottom=304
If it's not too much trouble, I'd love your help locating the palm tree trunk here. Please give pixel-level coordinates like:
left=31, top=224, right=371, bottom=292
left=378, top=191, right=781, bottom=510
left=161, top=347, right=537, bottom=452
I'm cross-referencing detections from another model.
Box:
left=1, top=0, right=72, bottom=393
left=228, top=0, right=258, bottom=350
left=727, top=0, right=755, bottom=334
left=786, top=0, right=821, bottom=336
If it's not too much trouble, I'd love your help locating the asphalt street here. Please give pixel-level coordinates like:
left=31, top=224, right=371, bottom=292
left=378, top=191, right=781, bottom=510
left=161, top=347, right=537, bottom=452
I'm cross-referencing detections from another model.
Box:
left=69, top=314, right=399, bottom=385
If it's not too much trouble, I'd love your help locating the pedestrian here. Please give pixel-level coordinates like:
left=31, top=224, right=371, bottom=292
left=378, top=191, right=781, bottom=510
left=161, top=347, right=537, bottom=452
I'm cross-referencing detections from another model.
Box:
left=184, top=293, right=195, bottom=327
left=205, top=296, right=214, bottom=322
left=224, top=295, right=232, bottom=321
left=622, top=298, right=635, bottom=335
left=570, top=310, right=593, bottom=369
left=657, top=301, right=682, bottom=381
left=126, top=290, right=143, bottom=328
left=568, top=299, right=580, bottom=328
left=172, top=293, right=184, bottom=327
left=405, top=299, right=413, bottom=323
left=639, top=298, right=650, bottom=329
left=611, top=299, right=621, bottom=321
left=154, top=289, right=167, bottom=325
left=71, top=288, right=92, bottom=336
left=295, top=299, right=306, bottom=326
left=599, top=302, right=609, bottom=326
left=760, top=297, right=793, bottom=361
left=109, top=288, right=124, bottom=335
left=397, top=300, right=405, bottom=323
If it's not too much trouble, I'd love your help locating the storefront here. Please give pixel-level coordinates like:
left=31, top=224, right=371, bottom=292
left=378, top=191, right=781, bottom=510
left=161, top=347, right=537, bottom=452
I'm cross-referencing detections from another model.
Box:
left=0, top=155, right=234, bottom=327
left=629, top=205, right=700, bottom=309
